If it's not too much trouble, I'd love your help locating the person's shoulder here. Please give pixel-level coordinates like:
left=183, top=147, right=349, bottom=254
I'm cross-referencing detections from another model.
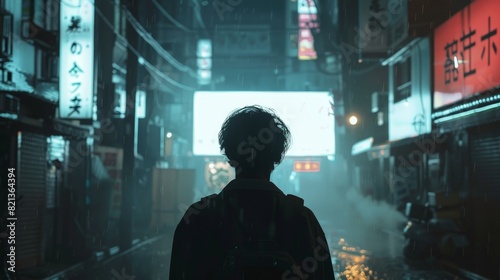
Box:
left=192, top=193, right=218, bottom=209
left=284, top=194, right=314, bottom=216
left=178, top=194, right=218, bottom=227
left=283, top=194, right=321, bottom=224
left=285, top=194, right=305, bottom=206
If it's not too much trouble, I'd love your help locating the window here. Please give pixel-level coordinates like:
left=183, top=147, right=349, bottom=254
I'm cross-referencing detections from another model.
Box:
left=1, top=11, right=13, bottom=57
left=393, top=57, right=411, bottom=103
left=23, top=0, right=59, bottom=31
left=36, top=49, right=58, bottom=81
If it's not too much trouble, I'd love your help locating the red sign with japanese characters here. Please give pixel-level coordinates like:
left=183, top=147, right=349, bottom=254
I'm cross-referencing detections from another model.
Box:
left=298, top=13, right=318, bottom=60
left=434, top=0, right=500, bottom=109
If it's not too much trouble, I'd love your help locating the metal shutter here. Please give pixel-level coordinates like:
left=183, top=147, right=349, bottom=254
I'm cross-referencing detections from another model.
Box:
left=17, top=132, right=47, bottom=266
left=469, top=127, right=500, bottom=275
left=470, top=129, right=500, bottom=230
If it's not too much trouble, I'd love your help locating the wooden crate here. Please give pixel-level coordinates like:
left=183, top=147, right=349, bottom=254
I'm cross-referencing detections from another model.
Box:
left=151, top=168, right=195, bottom=229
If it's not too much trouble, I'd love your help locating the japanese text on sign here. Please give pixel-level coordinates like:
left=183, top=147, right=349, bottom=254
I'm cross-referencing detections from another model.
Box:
left=59, top=0, right=95, bottom=119
left=434, top=0, right=500, bottom=109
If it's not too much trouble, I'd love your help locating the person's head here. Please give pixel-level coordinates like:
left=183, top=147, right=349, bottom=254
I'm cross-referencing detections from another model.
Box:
left=219, top=105, right=291, bottom=180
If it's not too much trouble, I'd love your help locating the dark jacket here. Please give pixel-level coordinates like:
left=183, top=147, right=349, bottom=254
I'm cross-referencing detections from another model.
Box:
left=169, top=178, right=335, bottom=280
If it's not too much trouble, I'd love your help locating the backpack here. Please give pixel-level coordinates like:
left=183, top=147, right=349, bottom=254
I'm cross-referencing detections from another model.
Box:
left=205, top=192, right=313, bottom=280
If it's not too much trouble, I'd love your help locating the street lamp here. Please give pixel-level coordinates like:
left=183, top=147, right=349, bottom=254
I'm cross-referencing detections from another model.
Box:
left=348, top=115, right=358, bottom=126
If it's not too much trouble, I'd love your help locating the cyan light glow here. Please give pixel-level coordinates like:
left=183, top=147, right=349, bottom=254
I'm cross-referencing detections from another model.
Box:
left=434, top=102, right=500, bottom=123
left=193, top=91, right=335, bottom=156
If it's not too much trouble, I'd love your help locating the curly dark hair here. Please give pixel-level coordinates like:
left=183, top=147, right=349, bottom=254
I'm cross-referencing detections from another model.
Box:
left=219, top=105, right=292, bottom=175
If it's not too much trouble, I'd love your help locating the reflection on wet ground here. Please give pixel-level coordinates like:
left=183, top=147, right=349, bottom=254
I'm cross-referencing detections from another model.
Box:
left=330, top=235, right=464, bottom=280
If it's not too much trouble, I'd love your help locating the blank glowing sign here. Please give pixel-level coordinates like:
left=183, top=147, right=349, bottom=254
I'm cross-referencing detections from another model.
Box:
left=193, top=91, right=335, bottom=157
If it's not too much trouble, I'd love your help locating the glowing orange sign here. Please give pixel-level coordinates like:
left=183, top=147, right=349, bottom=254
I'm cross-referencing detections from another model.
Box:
left=293, top=161, right=320, bottom=172
left=434, top=0, right=500, bottom=109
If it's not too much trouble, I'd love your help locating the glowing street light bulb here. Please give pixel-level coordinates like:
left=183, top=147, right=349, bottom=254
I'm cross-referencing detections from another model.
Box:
left=166, top=132, right=173, bottom=138
left=349, top=115, right=358, bottom=125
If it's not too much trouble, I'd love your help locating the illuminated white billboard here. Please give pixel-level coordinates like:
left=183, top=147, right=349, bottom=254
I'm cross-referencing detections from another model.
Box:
left=59, top=0, right=95, bottom=119
left=193, top=91, right=335, bottom=156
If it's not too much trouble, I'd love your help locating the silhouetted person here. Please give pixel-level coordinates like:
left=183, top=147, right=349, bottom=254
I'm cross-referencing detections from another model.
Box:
left=169, top=105, right=335, bottom=279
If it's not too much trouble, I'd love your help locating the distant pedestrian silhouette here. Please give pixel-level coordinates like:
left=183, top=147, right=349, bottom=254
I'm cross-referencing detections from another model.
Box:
left=169, top=105, right=335, bottom=279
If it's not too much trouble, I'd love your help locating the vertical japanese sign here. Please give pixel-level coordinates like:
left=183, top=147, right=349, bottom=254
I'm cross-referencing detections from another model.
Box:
left=59, top=0, right=95, bottom=119
left=357, top=0, right=390, bottom=56
left=197, top=39, right=212, bottom=86
left=434, top=0, right=500, bottom=109
left=297, top=0, right=318, bottom=60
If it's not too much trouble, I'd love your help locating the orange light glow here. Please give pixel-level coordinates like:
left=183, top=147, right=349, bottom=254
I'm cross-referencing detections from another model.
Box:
left=293, top=161, right=320, bottom=172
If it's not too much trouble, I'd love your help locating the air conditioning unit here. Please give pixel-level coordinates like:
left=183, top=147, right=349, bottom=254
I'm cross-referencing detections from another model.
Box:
left=1, top=12, right=14, bottom=58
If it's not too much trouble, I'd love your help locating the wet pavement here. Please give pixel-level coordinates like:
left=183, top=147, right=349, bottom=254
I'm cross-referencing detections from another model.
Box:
left=14, top=225, right=481, bottom=279
left=330, top=235, right=465, bottom=280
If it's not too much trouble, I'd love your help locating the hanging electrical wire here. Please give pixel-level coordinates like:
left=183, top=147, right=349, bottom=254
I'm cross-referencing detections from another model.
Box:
left=123, top=7, right=198, bottom=78
left=89, top=0, right=195, bottom=91
left=141, top=56, right=195, bottom=91
left=190, top=0, right=206, bottom=29
left=151, top=0, right=194, bottom=33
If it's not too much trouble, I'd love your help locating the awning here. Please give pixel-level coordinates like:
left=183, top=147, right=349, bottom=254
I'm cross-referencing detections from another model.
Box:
left=352, top=132, right=440, bottom=161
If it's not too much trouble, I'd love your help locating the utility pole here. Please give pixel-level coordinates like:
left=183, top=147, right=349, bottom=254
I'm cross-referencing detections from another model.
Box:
left=120, top=0, right=139, bottom=251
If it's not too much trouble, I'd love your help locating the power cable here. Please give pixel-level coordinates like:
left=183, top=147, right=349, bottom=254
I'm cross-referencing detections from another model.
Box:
left=151, top=0, right=194, bottom=33
left=81, top=0, right=196, bottom=90
left=190, top=0, right=206, bottom=30
left=123, top=7, right=198, bottom=78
